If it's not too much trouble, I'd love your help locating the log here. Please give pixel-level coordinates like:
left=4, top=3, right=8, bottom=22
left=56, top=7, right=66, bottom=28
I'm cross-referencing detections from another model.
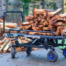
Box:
left=54, top=22, right=64, bottom=26
left=38, top=25, right=43, bottom=29
left=60, top=26, right=66, bottom=36
left=0, top=23, right=17, bottom=28
left=60, top=29, right=66, bottom=36
left=43, top=27, right=50, bottom=31
left=3, top=41, right=11, bottom=53
left=33, top=8, right=62, bottom=18
left=32, top=26, right=42, bottom=31
left=48, top=8, right=62, bottom=16
left=31, top=22, right=38, bottom=27
left=29, top=20, right=34, bottom=24
left=20, top=22, right=29, bottom=26
left=22, top=25, right=31, bottom=30
left=20, top=22, right=31, bottom=29
left=29, top=32, right=38, bottom=35
left=43, top=21, right=49, bottom=26
left=33, top=18, right=38, bottom=22
left=20, top=37, right=32, bottom=42
left=0, top=37, right=7, bottom=44
left=60, top=12, right=66, bottom=17
left=33, top=8, right=47, bottom=16
left=46, top=8, right=62, bottom=22
left=48, top=25, right=56, bottom=31
left=26, top=15, right=34, bottom=22
left=0, top=30, right=3, bottom=35
left=49, top=13, right=66, bottom=25
left=0, top=19, right=3, bottom=22
left=0, top=26, right=12, bottom=30
left=41, top=17, right=45, bottom=22
left=55, top=27, right=60, bottom=36
left=40, top=21, right=44, bottom=25
left=0, top=39, right=9, bottom=51
left=55, top=26, right=65, bottom=36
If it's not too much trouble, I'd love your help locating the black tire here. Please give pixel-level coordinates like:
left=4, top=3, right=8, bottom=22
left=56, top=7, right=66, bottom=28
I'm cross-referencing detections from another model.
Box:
left=47, top=51, right=58, bottom=62
left=11, top=47, right=16, bottom=58
left=63, top=49, right=66, bottom=57
left=26, top=48, right=32, bottom=55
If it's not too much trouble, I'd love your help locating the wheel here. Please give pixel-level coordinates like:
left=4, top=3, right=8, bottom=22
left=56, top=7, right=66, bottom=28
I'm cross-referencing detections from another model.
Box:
left=63, top=49, right=66, bottom=57
left=47, top=51, right=58, bottom=62
left=26, top=48, right=32, bottom=55
left=11, top=47, right=16, bottom=58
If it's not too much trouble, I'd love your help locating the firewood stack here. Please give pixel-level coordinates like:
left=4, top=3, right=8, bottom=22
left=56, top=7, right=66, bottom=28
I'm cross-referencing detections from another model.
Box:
left=20, top=8, right=66, bottom=36
left=0, top=19, right=38, bottom=53
left=0, top=20, right=19, bottom=53
left=0, top=22, right=17, bottom=35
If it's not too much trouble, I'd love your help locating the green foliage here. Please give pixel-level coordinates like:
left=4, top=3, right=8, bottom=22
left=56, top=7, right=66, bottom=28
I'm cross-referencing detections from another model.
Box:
left=6, top=0, right=9, bottom=2
left=20, top=0, right=34, bottom=21
left=49, top=2, right=56, bottom=10
left=20, top=0, right=33, bottom=3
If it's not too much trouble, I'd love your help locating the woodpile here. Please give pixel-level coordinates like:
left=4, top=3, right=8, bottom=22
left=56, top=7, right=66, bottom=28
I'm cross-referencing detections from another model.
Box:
left=20, top=8, right=66, bottom=36
left=0, top=19, right=38, bottom=53
left=0, top=20, right=21, bottom=52
left=0, top=20, right=18, bottom=53
left=1, top=8, right=66, bottom=53
left=0, top=37, right=31, bottom=53
left=0, top=23, right=17, bottom=34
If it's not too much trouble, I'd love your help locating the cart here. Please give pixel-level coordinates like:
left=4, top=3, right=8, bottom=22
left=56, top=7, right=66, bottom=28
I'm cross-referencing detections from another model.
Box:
left=3, top=11, right=66, bottom=62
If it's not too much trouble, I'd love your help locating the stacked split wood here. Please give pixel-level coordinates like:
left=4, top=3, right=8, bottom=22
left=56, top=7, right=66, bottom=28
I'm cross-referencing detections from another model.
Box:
left=0, top=22, right=17, bottom=35
left=0, top=36, right=38, bottom=53
left=20, top=8, right=66, bottom=36
left=0, top=37, right=25, bottom=53
left=0, top=20, right=18, bottom=53
left=0, top=19, right=39, bottom=53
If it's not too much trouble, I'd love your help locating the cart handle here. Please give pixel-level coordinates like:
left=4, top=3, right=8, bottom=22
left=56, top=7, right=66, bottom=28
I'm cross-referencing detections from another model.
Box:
left=3, top=11, right=24, bottom=38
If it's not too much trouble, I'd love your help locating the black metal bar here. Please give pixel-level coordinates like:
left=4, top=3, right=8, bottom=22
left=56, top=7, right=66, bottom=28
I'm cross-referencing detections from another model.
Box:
left=3, top=13, right=5, bottom=35
left=12, top=43, right=66, bottom=48
left=8, top=29, right=55, bottom=33
left=12, top=44, right=45, bottom=48
left=8, top=33, right=55, bottom=39
left=63, top=31, right=66, bottom=37
left=7, top=29, right=56, bottom=37
left=44, top=38, right=48, bottom=49
left=3, top=11, right=24, bottom=37
left=41, top=0, right=45, bottom=9
left=22, top=4, right=24, bottom=22
left=4, top=11, right=23, bottom=13
left=4, top=33, right=63, bottom=39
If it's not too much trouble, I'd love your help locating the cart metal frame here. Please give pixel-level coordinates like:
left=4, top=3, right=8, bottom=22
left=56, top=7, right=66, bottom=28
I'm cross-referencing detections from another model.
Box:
left=3, top=11, right=66, bottom=62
